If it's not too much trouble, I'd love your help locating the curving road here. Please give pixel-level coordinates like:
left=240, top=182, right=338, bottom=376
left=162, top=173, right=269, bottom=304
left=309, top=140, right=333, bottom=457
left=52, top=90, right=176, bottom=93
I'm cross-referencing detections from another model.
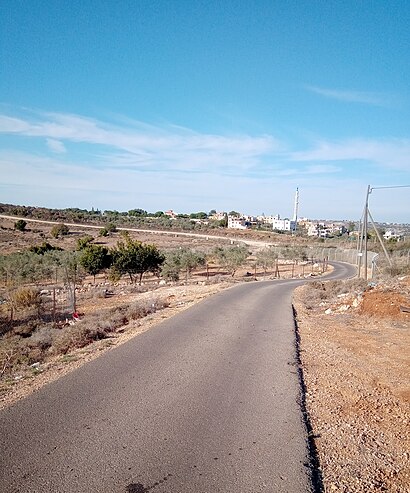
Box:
left=0, top=262, right=356, bottom=493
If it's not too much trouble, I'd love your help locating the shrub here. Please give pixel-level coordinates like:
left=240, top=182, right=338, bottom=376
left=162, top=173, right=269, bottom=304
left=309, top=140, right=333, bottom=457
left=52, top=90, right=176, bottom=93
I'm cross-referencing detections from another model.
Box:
left=77, top=236, right=94, bottom=250
left=126, top=297, right=169, bottom=320
left=24, top=327, right=55, bottom=351
left=106, top=223, right=117, bottom=233
left=29, top=241, right=62, bottom=255
left=14, top=220, right=27, bottom=231
left=53, top=323, right=110, bottom=354
left=10, top=287, right=41, bottom=309
left=301, top=278, right=368, bottom=310
left=50, top=223, right=69, bottom=238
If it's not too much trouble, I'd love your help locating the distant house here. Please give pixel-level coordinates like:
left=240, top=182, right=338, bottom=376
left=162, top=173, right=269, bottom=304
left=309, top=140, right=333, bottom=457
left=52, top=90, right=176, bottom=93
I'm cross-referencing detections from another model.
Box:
left=209, top=211, right=226, bottom=221
left=257, top=215, right=275, bottom=225
left=384, top=230, right=403, bottom=241
left=307, top=221, right=346, bottom=238
left=164, top=210, right=177, bottom=219
left=227, top=215, right=249, bottom=229
left=272, top=215, right=296, bottom=232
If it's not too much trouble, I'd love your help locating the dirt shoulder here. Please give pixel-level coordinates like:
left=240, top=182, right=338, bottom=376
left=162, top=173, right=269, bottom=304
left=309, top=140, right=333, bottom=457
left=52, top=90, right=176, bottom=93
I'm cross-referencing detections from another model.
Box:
left=294, top=278, right=410, bottom=492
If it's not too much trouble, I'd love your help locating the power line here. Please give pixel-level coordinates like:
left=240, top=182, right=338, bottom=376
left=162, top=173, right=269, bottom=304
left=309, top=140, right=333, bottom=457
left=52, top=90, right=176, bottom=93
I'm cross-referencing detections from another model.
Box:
left=370, top=184, right=410, bottom=192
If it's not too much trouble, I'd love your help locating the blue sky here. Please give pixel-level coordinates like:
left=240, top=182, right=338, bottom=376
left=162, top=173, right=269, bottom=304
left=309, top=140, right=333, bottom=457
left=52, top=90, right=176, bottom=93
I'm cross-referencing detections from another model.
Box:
left=1, top=0, right=409, bottom=222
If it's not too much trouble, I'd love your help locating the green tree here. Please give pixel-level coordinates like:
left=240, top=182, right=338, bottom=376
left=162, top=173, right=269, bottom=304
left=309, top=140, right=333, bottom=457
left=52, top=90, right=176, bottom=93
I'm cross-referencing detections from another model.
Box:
left=280, top=246, right=307, bottom=261
left=179, top=249, right=206, bottom=280
left=14, top=219, right=27, bottom=231
left=189, top=212, right=208, bottom=220
left=111, top=238, right=165, bottom=284
left=29, top=241, right=62, bottom=255
left=50, top=223, right=69, bottom=238
left=162, top=248, right=206, bottom=281
left=79, top=245, right=111, bottom=283
left=128, top=208, right=147, bottom=217
left=161, top=251, right=182, bottom=281
left=256, top=248, right=278, bottom=277
left=106, top=223, right=117, bottom=233
left=77, top=235, right=94, bottom=250
left=213, top=245, right=248, bottom=277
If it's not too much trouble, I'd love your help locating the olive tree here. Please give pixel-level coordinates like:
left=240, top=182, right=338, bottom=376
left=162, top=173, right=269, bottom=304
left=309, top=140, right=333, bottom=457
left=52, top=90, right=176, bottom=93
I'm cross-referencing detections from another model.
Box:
left=161, top=248, right=205, bottom=281
left=213, top=245, right=249, bottom=277
left=79, top=245, right=111, bottom=283
left=50, top=223, right=69, bottom=238
left=111, top=237, right=164, bottom=284
left=256, top=247, right=278, bottom=277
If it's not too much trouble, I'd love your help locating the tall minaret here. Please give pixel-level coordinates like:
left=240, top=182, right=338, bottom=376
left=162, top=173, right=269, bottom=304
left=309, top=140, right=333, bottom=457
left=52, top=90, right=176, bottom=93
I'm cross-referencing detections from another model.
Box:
left=292, top=187, right=299, bottom=230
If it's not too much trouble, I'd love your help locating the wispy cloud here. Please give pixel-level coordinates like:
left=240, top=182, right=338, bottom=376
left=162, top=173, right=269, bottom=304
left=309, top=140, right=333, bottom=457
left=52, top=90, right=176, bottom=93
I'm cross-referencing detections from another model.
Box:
left=46, top=138, right=66, bottom=153
left=304, top=85, right=393, bottom=106
left=0, top=110, right=410, bottom=219
left=291, top=138, right=410, bottom=170
left=0, top=110, right=280, bottom=172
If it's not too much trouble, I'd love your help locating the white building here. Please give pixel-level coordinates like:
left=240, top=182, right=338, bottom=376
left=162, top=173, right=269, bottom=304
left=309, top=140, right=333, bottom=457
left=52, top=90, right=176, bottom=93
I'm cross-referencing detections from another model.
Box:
left=272, top=215, right=296, bottom=232
left=228, top=215, right=249, bottom=229
left=384, top=230, right=403, bottom=241
left=256, top=215, right=275, bottom=225
left=164, top=209, right=177, bottom=219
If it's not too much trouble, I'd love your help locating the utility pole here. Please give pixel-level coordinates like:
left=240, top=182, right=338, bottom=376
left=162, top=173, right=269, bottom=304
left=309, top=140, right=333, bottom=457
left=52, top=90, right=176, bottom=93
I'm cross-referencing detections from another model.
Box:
left=363, top=185, right=371, bottom=280
left=357, top=184, right=409, bottom=279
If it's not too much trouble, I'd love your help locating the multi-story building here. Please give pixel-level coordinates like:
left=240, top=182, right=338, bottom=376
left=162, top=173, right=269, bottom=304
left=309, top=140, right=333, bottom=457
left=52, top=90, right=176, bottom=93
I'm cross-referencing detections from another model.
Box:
left=227, top=215, right=249, bottom=229
left=272, top=215, right=296, bottom=232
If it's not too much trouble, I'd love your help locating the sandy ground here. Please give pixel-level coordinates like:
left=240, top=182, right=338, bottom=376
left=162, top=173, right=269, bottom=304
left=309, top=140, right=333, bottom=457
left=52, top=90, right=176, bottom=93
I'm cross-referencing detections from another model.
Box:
left=294, top=278, right=410, bottom=492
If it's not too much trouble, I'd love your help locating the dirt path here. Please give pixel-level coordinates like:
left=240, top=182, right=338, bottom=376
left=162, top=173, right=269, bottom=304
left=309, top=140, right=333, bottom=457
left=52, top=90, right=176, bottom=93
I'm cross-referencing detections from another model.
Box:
left=294, top=279, right=410, bottom=492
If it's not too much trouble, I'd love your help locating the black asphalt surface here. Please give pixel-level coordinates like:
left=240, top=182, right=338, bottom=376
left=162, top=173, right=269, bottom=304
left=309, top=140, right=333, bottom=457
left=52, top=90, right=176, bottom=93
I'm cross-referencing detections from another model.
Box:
left=0, top=262, right=356, bottom=493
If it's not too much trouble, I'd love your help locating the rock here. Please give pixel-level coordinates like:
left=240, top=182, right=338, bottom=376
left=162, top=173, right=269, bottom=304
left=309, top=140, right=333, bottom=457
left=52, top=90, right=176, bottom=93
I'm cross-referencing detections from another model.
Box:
left=325, top=308, right=332, bottom=314
left=352, top=297, right=361, bottom=308
left=338, top=304, right=350, bottom=312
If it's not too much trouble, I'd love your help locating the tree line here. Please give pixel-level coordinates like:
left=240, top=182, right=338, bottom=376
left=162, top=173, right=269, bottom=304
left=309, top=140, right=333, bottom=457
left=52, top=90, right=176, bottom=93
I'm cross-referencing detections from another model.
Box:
left=3, top=203, right=228, bottom=231
left=0, top=235, right=253, bottom=290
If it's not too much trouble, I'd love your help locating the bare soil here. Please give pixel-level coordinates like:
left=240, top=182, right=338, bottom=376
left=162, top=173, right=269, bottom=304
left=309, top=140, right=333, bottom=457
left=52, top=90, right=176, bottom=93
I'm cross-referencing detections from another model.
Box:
left=294, top=278, right=410, bottom=492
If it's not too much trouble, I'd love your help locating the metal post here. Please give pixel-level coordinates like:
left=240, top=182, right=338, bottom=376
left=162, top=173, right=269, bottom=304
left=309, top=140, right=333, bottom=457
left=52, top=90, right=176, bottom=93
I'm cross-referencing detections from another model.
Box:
left=357, top=210, right=365, bottom=278
left=363, top=185, right=371, bottom=280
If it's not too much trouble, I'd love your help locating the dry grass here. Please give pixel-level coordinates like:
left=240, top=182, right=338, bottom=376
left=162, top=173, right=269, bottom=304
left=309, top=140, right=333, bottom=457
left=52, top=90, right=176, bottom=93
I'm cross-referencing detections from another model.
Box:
left=0, top=296, right=170, bottom=377
left=301, top=278, right=369, bottom=310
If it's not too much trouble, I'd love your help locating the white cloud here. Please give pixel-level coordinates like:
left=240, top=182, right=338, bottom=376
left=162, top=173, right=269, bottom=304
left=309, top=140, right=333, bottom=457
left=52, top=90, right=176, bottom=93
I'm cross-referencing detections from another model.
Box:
left=0, top=110, right=280, bottom=172
left=0, top=107, right=409, bottom=221
left=291, top=138, right=410, bottom=171
left=304, top=85, right=393, bottom=106
left=46, top=138, right=66, bottom=153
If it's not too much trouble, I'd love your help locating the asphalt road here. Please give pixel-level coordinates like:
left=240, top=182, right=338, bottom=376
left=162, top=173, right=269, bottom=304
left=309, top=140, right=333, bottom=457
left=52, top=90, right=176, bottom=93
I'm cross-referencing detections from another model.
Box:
left=0, top=262, right=356, bottom=493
